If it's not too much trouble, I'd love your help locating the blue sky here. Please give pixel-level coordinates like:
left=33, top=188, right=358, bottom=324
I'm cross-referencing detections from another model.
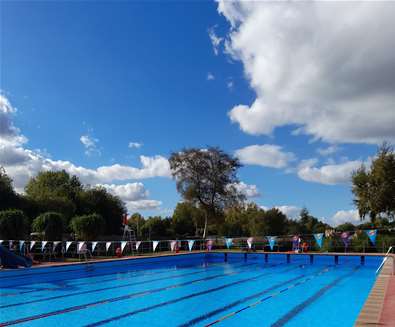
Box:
left=1, top=1, right=394, bottom=226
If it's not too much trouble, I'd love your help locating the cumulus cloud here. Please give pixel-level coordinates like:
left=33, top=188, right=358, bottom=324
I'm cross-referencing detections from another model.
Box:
left=0, top=95, right=171, bottom=193
left=80, top=134, right=100, bottom=156
left=330, top=209, right=360, bottom=226
left=297, top=158, right=362, bottom=185
left=208, top=25, right=223, bottom=55
left=100, top=182, right=161, bottom=211
left=235, top=144, right=295, bottom=169
left=231, top=181, right=260, bottom=198
left=317, top=145, right=339, bottom=157
left=218, top=1, right=395, bottom=144
left=260, top=204, right=301, bottom=219
left=207, top=72, right=215, bottom=81
left=128, top=142, right=142, bottom=149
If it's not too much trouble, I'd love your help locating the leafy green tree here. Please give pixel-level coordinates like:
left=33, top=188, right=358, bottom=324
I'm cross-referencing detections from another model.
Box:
left=335, top=222, right=356, bottom=231
left=127, top=212, right=145, bottom=239
left=70, top=213, right=105, bottom=240
left=172, top=202, right=204, bottom=237
left=0, top=167, right=20, bottom=211
left=262, top=208, right=287, bottom=236
left=0, top=209, right=29, bottom=239
left=78, top=187, right=126, bottom=235
left=352, top=143, right=395, bottom=222
left=141, top=216, right=173, bottom=240
left=32, top=212, right=64, bottom=240
left=169, top=147, right=245, bottom=238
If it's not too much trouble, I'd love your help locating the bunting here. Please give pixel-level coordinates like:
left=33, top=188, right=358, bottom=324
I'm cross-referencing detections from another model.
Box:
left=30, top=241, right=36, bottom=250
left=121, top=241, right=128, bottom=252
left=225, top=238, right=233, bottom=249
left=267, top=236, right=277, bottom=251
left=247, top=237, right=254, bottom=249
left=188, top=240, right=195, bottom=252
left=19, top=240, right=25, bottom=252
left=314, top=233, right=324, bottom=248
left=9, top=240, right=13, bottom=249
left=365, top=229, right=377, bottom=246
left=41, top=241, right=48, bottom=251
left=170, top=240, right=177, bottom=252
left=341, top=232, right=351, bottom=249
left=92, top=241, right=99, bottom=252
left=206, top=239, right=213, bottom=251
left=53, top=241, right=60, bottom=251
left=292, top=235, right=300, bottom=251
left=78, top=241, right=85, bottom=252
left=106, top=242, right=112, bottom=252
left=0, top=240, right=3, bottom=245
left=65, top=241, right=73, bottom=252
left=153, top=241, right=159, bottom=252
left=135, top=241, right=142, bottom=251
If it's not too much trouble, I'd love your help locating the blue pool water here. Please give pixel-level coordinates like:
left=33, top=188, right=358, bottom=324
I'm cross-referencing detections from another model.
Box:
left=0, top=253, right=381, bottom=327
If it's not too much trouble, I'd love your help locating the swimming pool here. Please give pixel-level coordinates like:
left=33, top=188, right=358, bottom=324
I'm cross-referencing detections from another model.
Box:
left=0, top=253, right=381, bottom=327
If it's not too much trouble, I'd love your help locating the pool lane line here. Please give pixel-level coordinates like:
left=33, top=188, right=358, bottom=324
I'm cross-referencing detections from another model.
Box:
left=178, top=264, right=317, bottom=327
left=203, top=265, right=335, bottom=326
left=0, top=262, right=261, bottom=309
left=0, top=260, right=253, bottom=297
left=0, top=263, right=285, bottom=326
left=270, top=267, right=360, bottom=327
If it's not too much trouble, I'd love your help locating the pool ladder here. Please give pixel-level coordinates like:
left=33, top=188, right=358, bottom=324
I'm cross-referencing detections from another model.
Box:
left=376, top=246, right=394, bottom=275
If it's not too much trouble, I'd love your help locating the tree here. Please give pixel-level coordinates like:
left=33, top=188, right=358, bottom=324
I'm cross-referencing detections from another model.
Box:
left=0, top=209, right=29, bottom=239
left=127, top=213, right=145, bottom=239
left=262, top=208, right=287, bottom=236
left=352, top=143, right=395, bottom=222
left=0, top=167, right=19, bottom=211
left=172, top=202, right=204, bottom=237
left=32, top=212, right=64, bottom=240
left=77, top=187, right=126, bottom=235
left=141, top=216, right=173, bottom=240
left=70, top=213, right=105, bottom=240
left=169, top=147, right=245, bottom=238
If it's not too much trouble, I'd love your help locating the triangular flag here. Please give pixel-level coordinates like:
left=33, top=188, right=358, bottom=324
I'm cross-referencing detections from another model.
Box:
left=267, top=236, right=277, bottom=251
left=170, top=240, right=177, bottom=252
left=41, top=241, right=48, bottom=251
left=247, top=237, right=254, bottom=249
left=0, top=240, right=3, bottom=245
left=153, top=241, right=159, bottom=251
left=9, top=240, right=13, bottom=249
left=106, top=242, right=112, bottom=252
left=30, top=241, right=36, bottom=250
left=65, top=241, right=73, bottom=252
left=78, top=241, right=85, bottom=252
left=121, top=241, right=128, bottom=252
left=135, top=241, right=141, bottom=250
left=365, top=229, right=377, bottom=246
left=92, top=241, right=99, bottom=252
left=314, top=233, right=324, bottom=248
left=206, top=239, right=213, bottom=251
left=19, top=240, right=25, bottom=252
left=188, top=240, right=195, bottom=252
left=53, top=241, right=60, bottom=251
left=225, top=238, right=233, bottom=249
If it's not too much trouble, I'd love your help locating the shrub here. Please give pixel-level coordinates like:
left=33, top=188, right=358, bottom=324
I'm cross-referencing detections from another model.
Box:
left=70, top=213, right=105, bottom=240
left=32, top=212, right=64, bottom=241
left=0, top=209, right=29, bottom=239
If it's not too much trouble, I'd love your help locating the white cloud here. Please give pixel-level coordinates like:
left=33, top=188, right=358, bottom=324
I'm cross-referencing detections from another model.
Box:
left=99, top=182, right=161, bottom=211
left=297, top=158, right=362, bottom=185
left=207, top=72, right=215, bottom=81
left=276, top=205, right=301, bottom=219
left=317, top=145, right=339, bottom=157
left=330, top=209, right=360, bottom=226
left=235, top=144, right=295, bottom=169
left=80, top=134, right=100, bottom=156
left=227, top=80, right=234, bottom=90
left=232, top=181, right=260, bottom=198
left=208, top=26, right=223, bottom=55
left=219, top=2, right=395, bottom=144
left=128, top=142, right=142, bottom=149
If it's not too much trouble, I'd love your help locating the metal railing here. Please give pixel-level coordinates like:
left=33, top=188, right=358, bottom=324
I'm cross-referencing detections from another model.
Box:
left=375, top=245, right=394, bottom=275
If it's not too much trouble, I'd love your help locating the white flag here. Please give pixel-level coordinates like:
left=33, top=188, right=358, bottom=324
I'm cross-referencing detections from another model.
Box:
left=92, top=241, right=99, bottom=252
left=30, top=241, right=36, bottom=250
left=0, top=240, right=3, bottom=245
left=188, top=240, right=195, bottom=252
left=106, top=242, right=112, bottom=252
left=170, top=240, right=177, bottom=251
left=41, top=241, right=48, bottom=251
left=121, top=241, right=128, bottom=252
left=53, top=241, right=60, bottom=251
left=153, top=241, right=159, bottom=252
left=19, top=240, right=25, bottom=252
left=65, top=241, right=73, bottom=252
left=247, top=237, right=254, bottom=249
left=9, top=240, right=13, bottom=249
left=78, top=241, right=85, bottom=252
left=135, top=241, right=142, bottom=250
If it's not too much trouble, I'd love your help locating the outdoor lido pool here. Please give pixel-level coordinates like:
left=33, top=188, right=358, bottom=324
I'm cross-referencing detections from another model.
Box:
left=0, top=253, right=381, bottom=327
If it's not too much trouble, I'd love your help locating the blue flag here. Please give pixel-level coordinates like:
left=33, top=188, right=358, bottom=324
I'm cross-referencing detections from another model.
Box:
left=314, top=233, right=324, bottom=248
left=225, top=238, right=233, bottom=249
left=267, top=236, right=277, bottom=251
left=365, top=229, right=377, bottom=245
